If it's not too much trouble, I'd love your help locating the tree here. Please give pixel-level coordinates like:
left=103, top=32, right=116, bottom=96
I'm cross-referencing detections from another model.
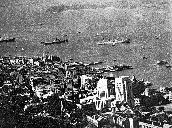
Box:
left=140, top=93, right=166, bottom=108
left=140, top=95, right=152, bottom=107
left=46, top=94, right=62, bottom=117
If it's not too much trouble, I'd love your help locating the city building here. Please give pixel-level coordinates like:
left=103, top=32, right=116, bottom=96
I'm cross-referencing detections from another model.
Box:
left=95, top=78, right=109, bottom=110
left=134, top=98, right=140, bottom=106
left=80, top=75, right=92, bottom=90
left=142, top=88, right=149, bottom=97
left=169, top=91, right=172, bottom=102
left=96, top=78, right=109, bottom=100
left=160, top=87, right=166, bottom=93
left=115, top=76, right=134, bottom=108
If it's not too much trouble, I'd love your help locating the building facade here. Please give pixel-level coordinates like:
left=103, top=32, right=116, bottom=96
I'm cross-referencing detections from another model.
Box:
left=115, top=76, right=134, bottom=107
left=95, top=76, right=134, bottom=110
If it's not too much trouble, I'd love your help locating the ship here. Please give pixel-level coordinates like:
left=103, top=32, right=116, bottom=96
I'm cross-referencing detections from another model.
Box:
left=97, top=38, right=130, bottom=46
left=0, top=37, right=15, bottom=43
left=41, top=38, right=68, bottom=45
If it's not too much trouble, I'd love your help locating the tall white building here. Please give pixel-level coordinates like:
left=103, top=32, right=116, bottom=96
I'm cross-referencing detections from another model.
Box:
left=80, top=75, right=92, bottom=90
left=96, top=78, right=109, bottom=100
left=115, top=76, right=134, bottom=107
left=95, top=76, right=134, bottom=110
left=169, top=91, right=172, bottom=102
left=142, top=88, right=149, bottom=96
left=95, top=78, right=109, bottom=110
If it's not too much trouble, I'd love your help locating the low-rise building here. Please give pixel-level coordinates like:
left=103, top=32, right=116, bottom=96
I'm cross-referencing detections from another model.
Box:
left=160, top=87, right=166, bottom=93
left=142, top=88, right=149, bottom=97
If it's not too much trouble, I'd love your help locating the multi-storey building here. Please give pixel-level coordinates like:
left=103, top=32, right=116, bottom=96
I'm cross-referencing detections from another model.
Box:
left=114, top=76, right=134, bottom=108
left=134, top=98, right=140, bottom=106
left=95, top=76, right=134, bottom=110
left=95, top=78, right=109, bottom=110
left=96, top=78, right=109, bottom=100
left=160, top=87, right=166, bottom=93
left=80, top=75, right=92, bottom=90
left=142, top=88, right=149, bottom=96
left=169, top=91, right=172, bottom=102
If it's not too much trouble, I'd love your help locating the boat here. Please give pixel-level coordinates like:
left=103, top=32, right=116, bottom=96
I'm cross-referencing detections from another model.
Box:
left=0, top=37, right=15, bottom=43
left=97, top=38, right=131, bottom=46
left=41, top=38, right=68, bottom=45
left=52, top=38, right=68, bottom=44
left=97, top=40, right=117, bottom=45
left=97, top=39, right=123, bottom=46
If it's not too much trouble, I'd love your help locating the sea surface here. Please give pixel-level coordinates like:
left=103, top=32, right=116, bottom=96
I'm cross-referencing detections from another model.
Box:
left=0, top=0, right=172, bottom=88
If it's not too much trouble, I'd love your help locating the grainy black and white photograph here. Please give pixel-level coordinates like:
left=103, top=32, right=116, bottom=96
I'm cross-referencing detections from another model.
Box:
left=0, top=0, right=172, bottom=127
